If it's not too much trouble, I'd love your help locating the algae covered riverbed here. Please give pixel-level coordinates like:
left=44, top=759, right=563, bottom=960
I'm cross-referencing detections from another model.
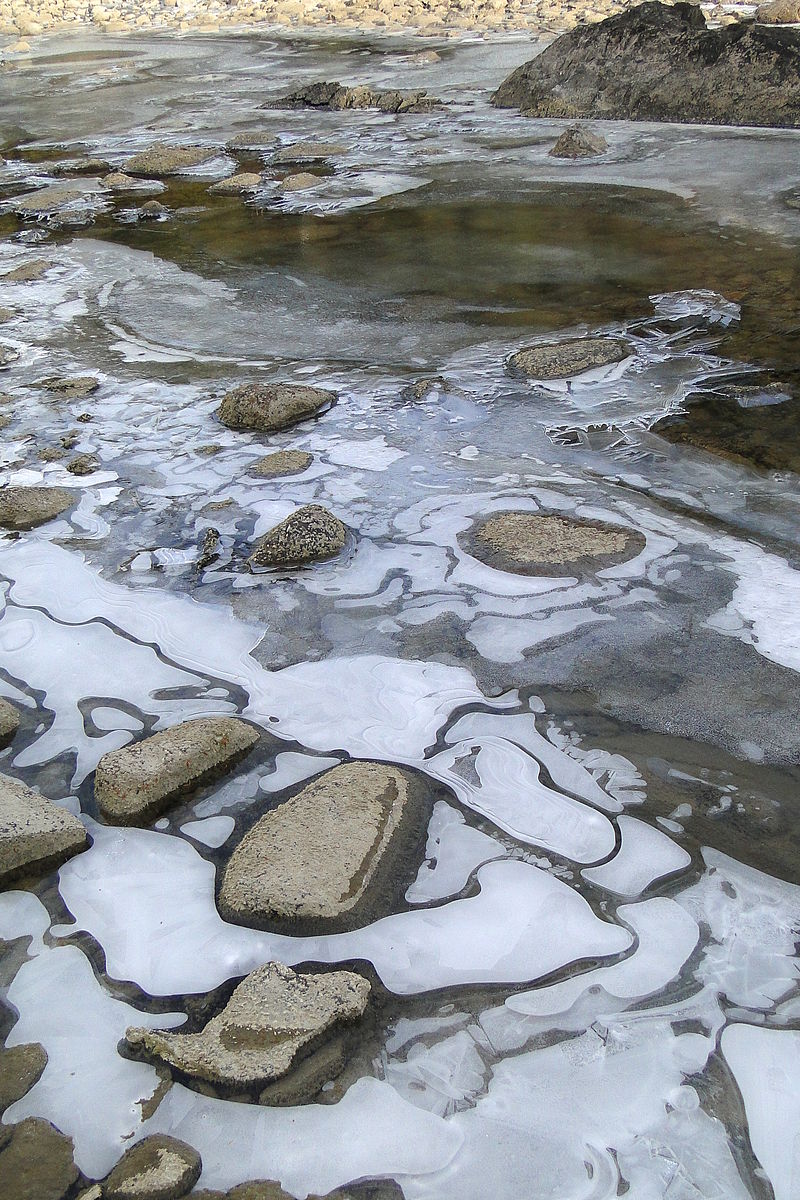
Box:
left=1, top=27, right=800, bottom=1200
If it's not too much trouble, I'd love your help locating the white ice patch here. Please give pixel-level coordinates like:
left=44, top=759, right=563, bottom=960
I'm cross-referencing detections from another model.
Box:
left=581, top=815, right=691, bottom=897
left=707, top=540, right=800, bottom=675
left=406, top=802, right=505, bottom=904
left=179, top=815, right=235, bottom=848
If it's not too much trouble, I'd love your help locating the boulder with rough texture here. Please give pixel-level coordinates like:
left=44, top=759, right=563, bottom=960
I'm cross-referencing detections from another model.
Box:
left=0, top=1043, right=48, bottom=1114
left=757, top=0, right=800, bottom=22
left=93, top=717, right=260, bottom=825
left=248, top=504, right=346, bottom=568
left=0, top=697, right=20, bottom=747
left=491, top=2, right=800, bottom=128
left=0, top=1117, right=79, bottom=1200
left=549, top=124, right=608, bottom=158
left=264, top=81, right=440, bottom=114
left=103, top=1135, right=201, bottom=1200
left=508, top=336, right=631, bottom=379
left=124, top=143, right=215, bottom=176
left=0, top=773, right=87, bottom=887
left=208, top=172, right=262, bottom=195
left=219, top=761, right=424, bottom=926
left=250, top=450, right=313, bottom=478
left=102, top=171, right=164, bottom=194
left=67, top=453, right=100, bottom=476
left=468, top=511, right=645, bottom=575
left=0, top=486, right=75, bottom=530
left=279, top=172, right=320, bottom=192
left=38, top=375, right=100, bottom=400
left=272, top=141, right=347, bottom=163
left=125, top=962, right=370, bottom=1092
left=217, top=383, right=335, bottom=433
left=1, top=259, right=50, bottom=282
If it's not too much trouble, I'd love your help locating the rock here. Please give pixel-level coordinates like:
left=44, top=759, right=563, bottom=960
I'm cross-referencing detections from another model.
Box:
left=101, top=171, right=164, bottom=194
left=76, top=412, right=94, bottom=423
left=218, top=761, right=426, bottom=926
left=103, top=1135, right=201, bottom=1200
left=226, top=131, right=276, bottom=151
left=227, top=1185, right=293, bottom=1200
left=196, top=527, right=220, bottom=569
left=67, top=453, right=99, bottom=476
left=93, top=716, right=260, bottom=825
left=39, top=447, right=65, bottom=463
left=272, top=141, right=347, bottom=163
left=1, top=259, right=50, bottom=282
left=265, top=81, right=440, bottom=114
left=249, top=449, right=313, bottom=478
left=217, top=382, right=335, bottom=433
left=124, top=143, right=215, bottom=176
left=138, top=200, right=169, bottom=220
left=0, top=772, right=87, bottom=887
left=0, top=1117, right=79, bottom=1200
left=249, top=504, right=346, bottom=568
left=786, top=186, right=800, bottom=209
left=12, top=185, right=93, bottom=217
left=403, top=376, right=447, bottom=401
left=0, top=345, right=19, bottom=368
left=279, top=172, right=321, bottom=192
left=507, top=336, right=631, bottom=379
left=468, top=511, right=645, bottom=575
left=491, top=1, right=800, bottom=128
left=0, top=308, right=15, bottom=322
left=549, top=124, right=608, bottom=158
left=208, top=172, right=262, bottom=195
left=52, top=157, right=110, bottom=176
left=0, top=697, right=20, bottom=747
left=0, top=486, right=75, bottom=530
left=125, top=962, right=370, bottom=1093
left=257, top=1034, right=349, bottom=1106
left=756, top=0, right=800, bottom=21
left=0, top=1043, right=48, bottom=1114
left=38, top=375, right=100, bottom=400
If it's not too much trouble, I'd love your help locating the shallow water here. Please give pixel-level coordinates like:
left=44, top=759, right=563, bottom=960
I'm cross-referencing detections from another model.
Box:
left=1, top=26, right=800, bottom=1200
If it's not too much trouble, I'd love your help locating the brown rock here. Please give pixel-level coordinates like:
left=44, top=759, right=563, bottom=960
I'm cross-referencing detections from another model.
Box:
left=0, top=698, right=20, bottom=748
left=103, top=1134, right=201, bottom=1200
left=248, top=504, right=346, bottom=568
left=468, top=510, right=645, bottom=575
left=507, top=336, right=631, bottom=379
left=1, top=259, right=50, bottom=283
left=0, top=1043, right=48, bottom=1114
left=208, top=173, right=262, bottom=195
left=0, top=772, right=87, bottom=887
left=549, top=124, right=608, bottom=158
left=38, top=376, right=100, bottom=400
left=217, top=383, right=335, bottom=433
left=249, top=450, right=313, bottom=478
left=0, top=486, right=75, bottom=530
left=0, top=1117, right=79, bottom=1200
left=125, top=143, right=215, bottom=176
left=756, top=0, right=800, bottom=22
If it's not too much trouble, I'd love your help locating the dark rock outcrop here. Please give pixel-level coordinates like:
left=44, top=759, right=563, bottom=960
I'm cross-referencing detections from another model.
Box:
left=263, top=81, right=440, bottom=114
left=491, top=2, right=800, bottom=128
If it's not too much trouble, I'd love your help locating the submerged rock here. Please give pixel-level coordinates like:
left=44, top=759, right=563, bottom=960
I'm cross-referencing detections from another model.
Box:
left=217, top=382, right=335, bottom=433
left=0, top=1117, right=79, bottom=1200
left=93, top=716, right=260, bottom=825
left=549, top=124, right=608, bottom=158
left=265, top=81, right=440, bottom=114
left=491, top=1, right=800, bottom=128
left=1, top=259, right=50, bottom=283
left=138, top=199, right=169, bottom=220
left=272, top=141, right=347, bottom=163
left=103, top=1135, right=201, bottom=1200
left=0, top=1043, right=48, bottom=1114
left=0, top=485, right=75, bottom=530
left=38, top=375, right=100, bottom=400
left=124, top=143, right=215, bottom=176
left=208, top=172, right=262, bottom=195
left=0, top=772, right=87, bottom=887
left=125, top=962, right=370, bottom=1093
left=508, top=336, right=631, bottom=379
left=468, top=511, right=645, bottom=576
left=218, top=761, right=427, bottom=927
left=250, top=449, right=313, bottom=478
left=0, top=697, right=20, bottom=747
left=248, top=504, right=346, bottom=568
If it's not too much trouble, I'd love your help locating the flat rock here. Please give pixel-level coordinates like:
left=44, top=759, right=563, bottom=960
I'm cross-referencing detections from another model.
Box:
left=249, top=504, right=346, bottom=568
left=279, top=172, right=321, bottom=192
left=208, top=172, right=262, bottom=195
left=0, top=1117, right=79, bottom=1200
left=12, top=185, right=88, bottom=215
left=0, top=772, right=87, bottom=887
left=52, top=157, right=111, bottom=176
left=38, top=375, right=100, bottom=400
left=227, top=1185, right=293, bottom=1200
left=757, top=0, right=800, bottom=21
left=125, top=962, right=370, bottom=1092
left=217, top=382, right=335, bottom=433
left=249, top=450, right=313, bottom=478
left=549, top=124, right=608, bottom=158
left=102, top=171, right=164, bottom=195
left=468, top=511, right=645, bottom=575
left=0, top=1043, right=48, bottom=1114
left=218, top=761, right=423, bottom=926
left=0, top=345, right=19, bottom=368
left=508, top=336, right=631, bottom=379
left=492, top=1, right=800, bottom=128
left=93, top=716, right=260, bottom=825
left=1, top=259, right=50, bottom=283
left=124, top=143, right=215, bottom=176
left=272, top=141, right=347, bottom=163
left=226, top=131, right=277, bottom=151
left=0, top=486, right=75, bottom=530
left=103, top=1134, right=201, bottom=1200
left=265, top=81, right=440, bottom=114
left=0, top=697, right=20, bottom=747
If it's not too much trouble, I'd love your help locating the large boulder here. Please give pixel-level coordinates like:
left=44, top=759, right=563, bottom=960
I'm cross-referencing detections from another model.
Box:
left=217, top=383, right=335, bottom=433
left=125, top=962, right=370, bottom=1093
left=491, top=1, right=800, bottom=128
left=0, top=774, right=87, bottom=887
left=248, top=504, right=346, bottom=568
left=93, top=716, right=260, bottom=825
left=103, top=1135, right=201, bottom=1200
left=218, top=761, right=428, bottom=929
left=0, top=1117, right=79, bottom=1200
left=0, top=486, right=75, bottom=530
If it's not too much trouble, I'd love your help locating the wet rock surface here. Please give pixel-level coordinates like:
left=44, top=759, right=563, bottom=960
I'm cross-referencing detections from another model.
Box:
left=507, top=335, right=631, bottom=379
left=1, top=259, right=50, bottom=282
left=0, top=1043, right=48, bottom=1114
left=492, top=1, right=800, bottom=127
left=467, top=511, right=646, bottom=575
left=549, top=124, right=608, bottom=158
left=218, top=761, right=429, bottom=928
left=272, top=141, right=347, bottom=163
left=249, top=450, right=313, bottom=478
left=124, top=143, right=216, bottom=175
left=103, top=1134, right=201, bottom=1200
left=248, top=504, right=347, bottom=567
left=93, top=716, right=260, bottom=825
left=125, top=962, right=370, bottom=1093
left=0, top=485, right=75, bottom=530
left=208, top=172, right=262, bottom=195
left=0, top=1117, right=79, bottom=1200
left=0, top=697, right=20, bottom=747
left=265, top=81, right=440, bottom=113
left=217, top=383, right=335, bottom=433
left=0, top=772, right=87, bottom=886
left=38, top=375, right=100, bottom=400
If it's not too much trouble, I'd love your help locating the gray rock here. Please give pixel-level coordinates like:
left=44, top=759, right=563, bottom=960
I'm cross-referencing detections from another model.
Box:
left=218, top=761, right=421, bottom=926
left=124, top=143, right=215, bottom=176
left=1, top=259, right=50, bottom=283
left=491, top=2, right=800, bottom=128
left=38, top=375, right=100, bottom=400
left=51, top=157, right=110, bottom=176
left=66, top=453, right=99, bottom=476
left=0, top=1117, right=79, bottom=1200
left=12, top=185, right=88, bottom=216
left=103, top=1134, right=201, bottom=1200
left=225, top=131, right=277, bottom=152
left=125, top=962, right=369, bottom=1092
left=0, top=772, right=87, bottom=887
left=138, top=200, right=169, bottom=220
left=0, top=697, right=20, bottom=748
left=217, top=382, right=335, bottom=433
left=507, top=336, right=631, bottom=379
left=265, top=81, right=440, bottom=114
left=279, top=172, right=320, bottom=193
left=0, top=1043, right=48, bottom=1114
left=248, top=504, right=346, bottom=568
left=549, top=124, right=608, bottom=158
left=469, top=511, right=645, bottom=575
left=272, top=141, right=347, bottom=163
left=0, top=345, right=19, bottom=368
left=93, top=716, right=260, bottom=825
left=249, top=450, right=313, bottom=478
left=208, top=172, right=262, bottom=195
left=0, top=486, right=75, bottom=530
left=227, top=1185, right=293, bottom=1200
left=197, top=527, right=220, bottom=570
